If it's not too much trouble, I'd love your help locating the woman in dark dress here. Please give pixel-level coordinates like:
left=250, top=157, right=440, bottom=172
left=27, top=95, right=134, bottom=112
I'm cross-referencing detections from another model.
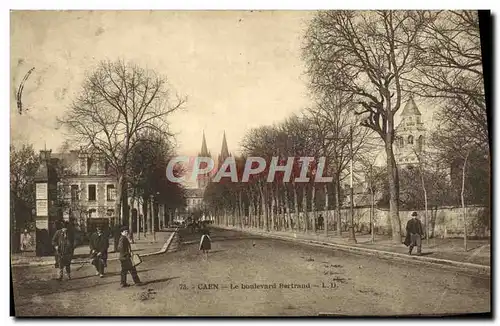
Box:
left=199, top=223, right=211, bottom=259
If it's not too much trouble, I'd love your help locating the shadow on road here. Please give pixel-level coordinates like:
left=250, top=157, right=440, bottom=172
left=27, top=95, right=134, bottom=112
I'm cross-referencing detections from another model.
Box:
left=139, top=276, right=179, bottom=286
left=70, top=269, right=153, bottom=279
left=419, top=252, right=434, bottom=256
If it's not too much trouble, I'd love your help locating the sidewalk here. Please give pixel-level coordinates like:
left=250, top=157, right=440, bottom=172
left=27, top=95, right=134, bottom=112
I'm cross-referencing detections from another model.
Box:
left=217, top=225, right=490, bottom=269
left=11, top=230, right=175, bottom=267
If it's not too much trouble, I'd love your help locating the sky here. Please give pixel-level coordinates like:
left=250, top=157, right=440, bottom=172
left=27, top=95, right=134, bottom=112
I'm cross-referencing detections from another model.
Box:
left=10, top=10, right=440, bottom=188
left=10, top=10, right=315, bottom=158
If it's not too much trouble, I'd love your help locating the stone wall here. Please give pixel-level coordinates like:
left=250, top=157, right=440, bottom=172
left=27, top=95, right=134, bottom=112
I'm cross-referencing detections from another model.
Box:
left=289, top=205, right=490, bottom=238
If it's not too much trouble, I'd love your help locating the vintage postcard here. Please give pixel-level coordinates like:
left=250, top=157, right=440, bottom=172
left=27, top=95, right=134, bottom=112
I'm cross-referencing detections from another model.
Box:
left=10, top=10, right=491, bottom=317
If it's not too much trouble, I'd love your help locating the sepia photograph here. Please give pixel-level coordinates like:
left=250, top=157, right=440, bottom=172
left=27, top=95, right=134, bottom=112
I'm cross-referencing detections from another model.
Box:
left=9, top=9, right=491, bottom=317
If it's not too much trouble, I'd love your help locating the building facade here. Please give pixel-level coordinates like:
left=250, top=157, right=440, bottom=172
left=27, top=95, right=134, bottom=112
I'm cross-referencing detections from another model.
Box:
left=41, top=148, right=117, bottom=232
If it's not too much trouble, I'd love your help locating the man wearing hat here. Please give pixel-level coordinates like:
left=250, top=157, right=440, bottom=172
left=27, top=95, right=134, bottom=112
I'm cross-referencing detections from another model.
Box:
left=404, top=211, right=424, bottom=255
left=89, top=226, right=109, bottom=277
left=52, top=224, right=74, bottom=280
left=117, top=226, right=142, bottom=287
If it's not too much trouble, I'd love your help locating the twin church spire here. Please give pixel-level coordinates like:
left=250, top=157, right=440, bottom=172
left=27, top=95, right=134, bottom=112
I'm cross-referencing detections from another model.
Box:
left=197, top=130, right=231, bottom=189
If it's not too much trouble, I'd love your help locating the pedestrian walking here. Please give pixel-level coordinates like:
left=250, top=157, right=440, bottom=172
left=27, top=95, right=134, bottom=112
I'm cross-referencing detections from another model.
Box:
left=89, top=226, right=109, bottom=277
left=404, top=211, right=424, bottom=255
left=318, top=214, right=324, bottom=231
left=199, top=223, right=211, bottom=259
left=52, top=225, right=74, bottom=280
left=117, top=226, right=142, bottom=288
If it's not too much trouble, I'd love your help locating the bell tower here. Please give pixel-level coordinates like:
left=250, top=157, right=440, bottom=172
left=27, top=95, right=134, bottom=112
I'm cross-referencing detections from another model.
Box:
left=394, top=96, right=426, bottom=167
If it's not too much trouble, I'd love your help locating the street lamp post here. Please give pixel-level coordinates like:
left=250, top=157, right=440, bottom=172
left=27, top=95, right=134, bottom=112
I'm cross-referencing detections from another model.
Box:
left=150, top=194, right=156, bottom=242
left=155, top=191, right=160, bottom=239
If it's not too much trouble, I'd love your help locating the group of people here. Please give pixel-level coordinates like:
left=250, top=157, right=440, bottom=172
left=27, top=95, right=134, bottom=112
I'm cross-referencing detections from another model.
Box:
left=51, top=223, right=142, bottom=287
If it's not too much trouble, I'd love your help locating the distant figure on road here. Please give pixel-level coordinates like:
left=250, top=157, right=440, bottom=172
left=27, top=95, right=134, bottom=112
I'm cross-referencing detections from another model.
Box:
left=117, top=226, right=142, bottom=288
left=52, top=225, right=74, bottom=281
left=199, top=224, right=211, bottom=259
left=404, top=212, right=424, bottom=256
left=89, top=226, right=109, bottom=278
left=317, top=214, right=324, bottom=231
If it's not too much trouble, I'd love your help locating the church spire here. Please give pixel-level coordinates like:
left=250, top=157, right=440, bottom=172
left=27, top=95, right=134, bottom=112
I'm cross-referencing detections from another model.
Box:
left=200, top=131, right=209, bottom=157
left=220, top=131, right=230, bottom=160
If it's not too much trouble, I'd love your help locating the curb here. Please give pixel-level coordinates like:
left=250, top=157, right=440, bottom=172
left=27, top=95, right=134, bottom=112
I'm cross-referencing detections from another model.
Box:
left=216, top=226, right=490, bottom=275
left=11, top=228, right=179, bottom=268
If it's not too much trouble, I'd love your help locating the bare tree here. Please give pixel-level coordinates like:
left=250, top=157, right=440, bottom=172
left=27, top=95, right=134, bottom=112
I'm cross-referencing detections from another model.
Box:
left=303, top=10, right=431, bottom=243
left=306, top=91, right=373, bottom=237
left=59, top=60, right=186, bottom=225
left=409, top=11, right=487, bottom=152
left=10, top=143, right=41, bottom=252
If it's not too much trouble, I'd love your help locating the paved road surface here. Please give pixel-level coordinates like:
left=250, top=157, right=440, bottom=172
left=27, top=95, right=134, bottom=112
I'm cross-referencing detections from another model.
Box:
left=12, top=228, right=490, bottom=316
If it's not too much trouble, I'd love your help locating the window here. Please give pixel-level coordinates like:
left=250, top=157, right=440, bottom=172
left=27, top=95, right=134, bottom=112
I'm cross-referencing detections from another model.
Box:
left=408, top=135, right=414, bottom=145
left=107, top=184, right=116, bottom=201
left=88, top=185, right=96, bottom=201
left=70, top=185, right=79, bottom=202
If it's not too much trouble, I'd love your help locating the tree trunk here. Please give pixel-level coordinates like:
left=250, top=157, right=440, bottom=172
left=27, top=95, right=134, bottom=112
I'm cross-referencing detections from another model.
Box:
left=136, top=197, right=141, bottom=240
left=261, top=184, right=268, bottom=231
left=238, top=191, right=243, bottom=229
left=462, top=151, right=470, bottom=251
left=421, top=173, right=429, bottom=245
left=371, top=189, right=375, bottom=243
left=385, top=140, right=402, bottom=243
left=248, top=192, right=253, bottom=228
left=148, top=197, right=153, bottom=235
left=276, top=185, right=282, bottom=231
left=293, top=182, right=299, bottom=231
left=142, top=198, right=147, bottom=237
left=129, top=196, right=134, bottom=241
left=302, top=184, right=308, bottom=233
left=284, top=185, right=291, bottom=232
left=115, top=175, right=123, bottom=226
left=335, top=176, right=342, bottom=236
left=324, top=183, right=329, bottom=237
left=249, top=190, right=254, bottom=228
left=311, top=183, right=316, bottom=233
left=257, top=188, right=262, bottom=229
left=270, top=184, right=275, bottom=231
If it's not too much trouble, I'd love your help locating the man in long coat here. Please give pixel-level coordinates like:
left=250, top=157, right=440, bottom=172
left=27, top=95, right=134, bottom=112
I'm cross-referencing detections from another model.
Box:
left=404, top=211, right=424, bottom=255
left=117, top=226, right=142, bottom=287
left=52, top=226, right=74, bottom=280
left=89, top=226, right=109, bottom=277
